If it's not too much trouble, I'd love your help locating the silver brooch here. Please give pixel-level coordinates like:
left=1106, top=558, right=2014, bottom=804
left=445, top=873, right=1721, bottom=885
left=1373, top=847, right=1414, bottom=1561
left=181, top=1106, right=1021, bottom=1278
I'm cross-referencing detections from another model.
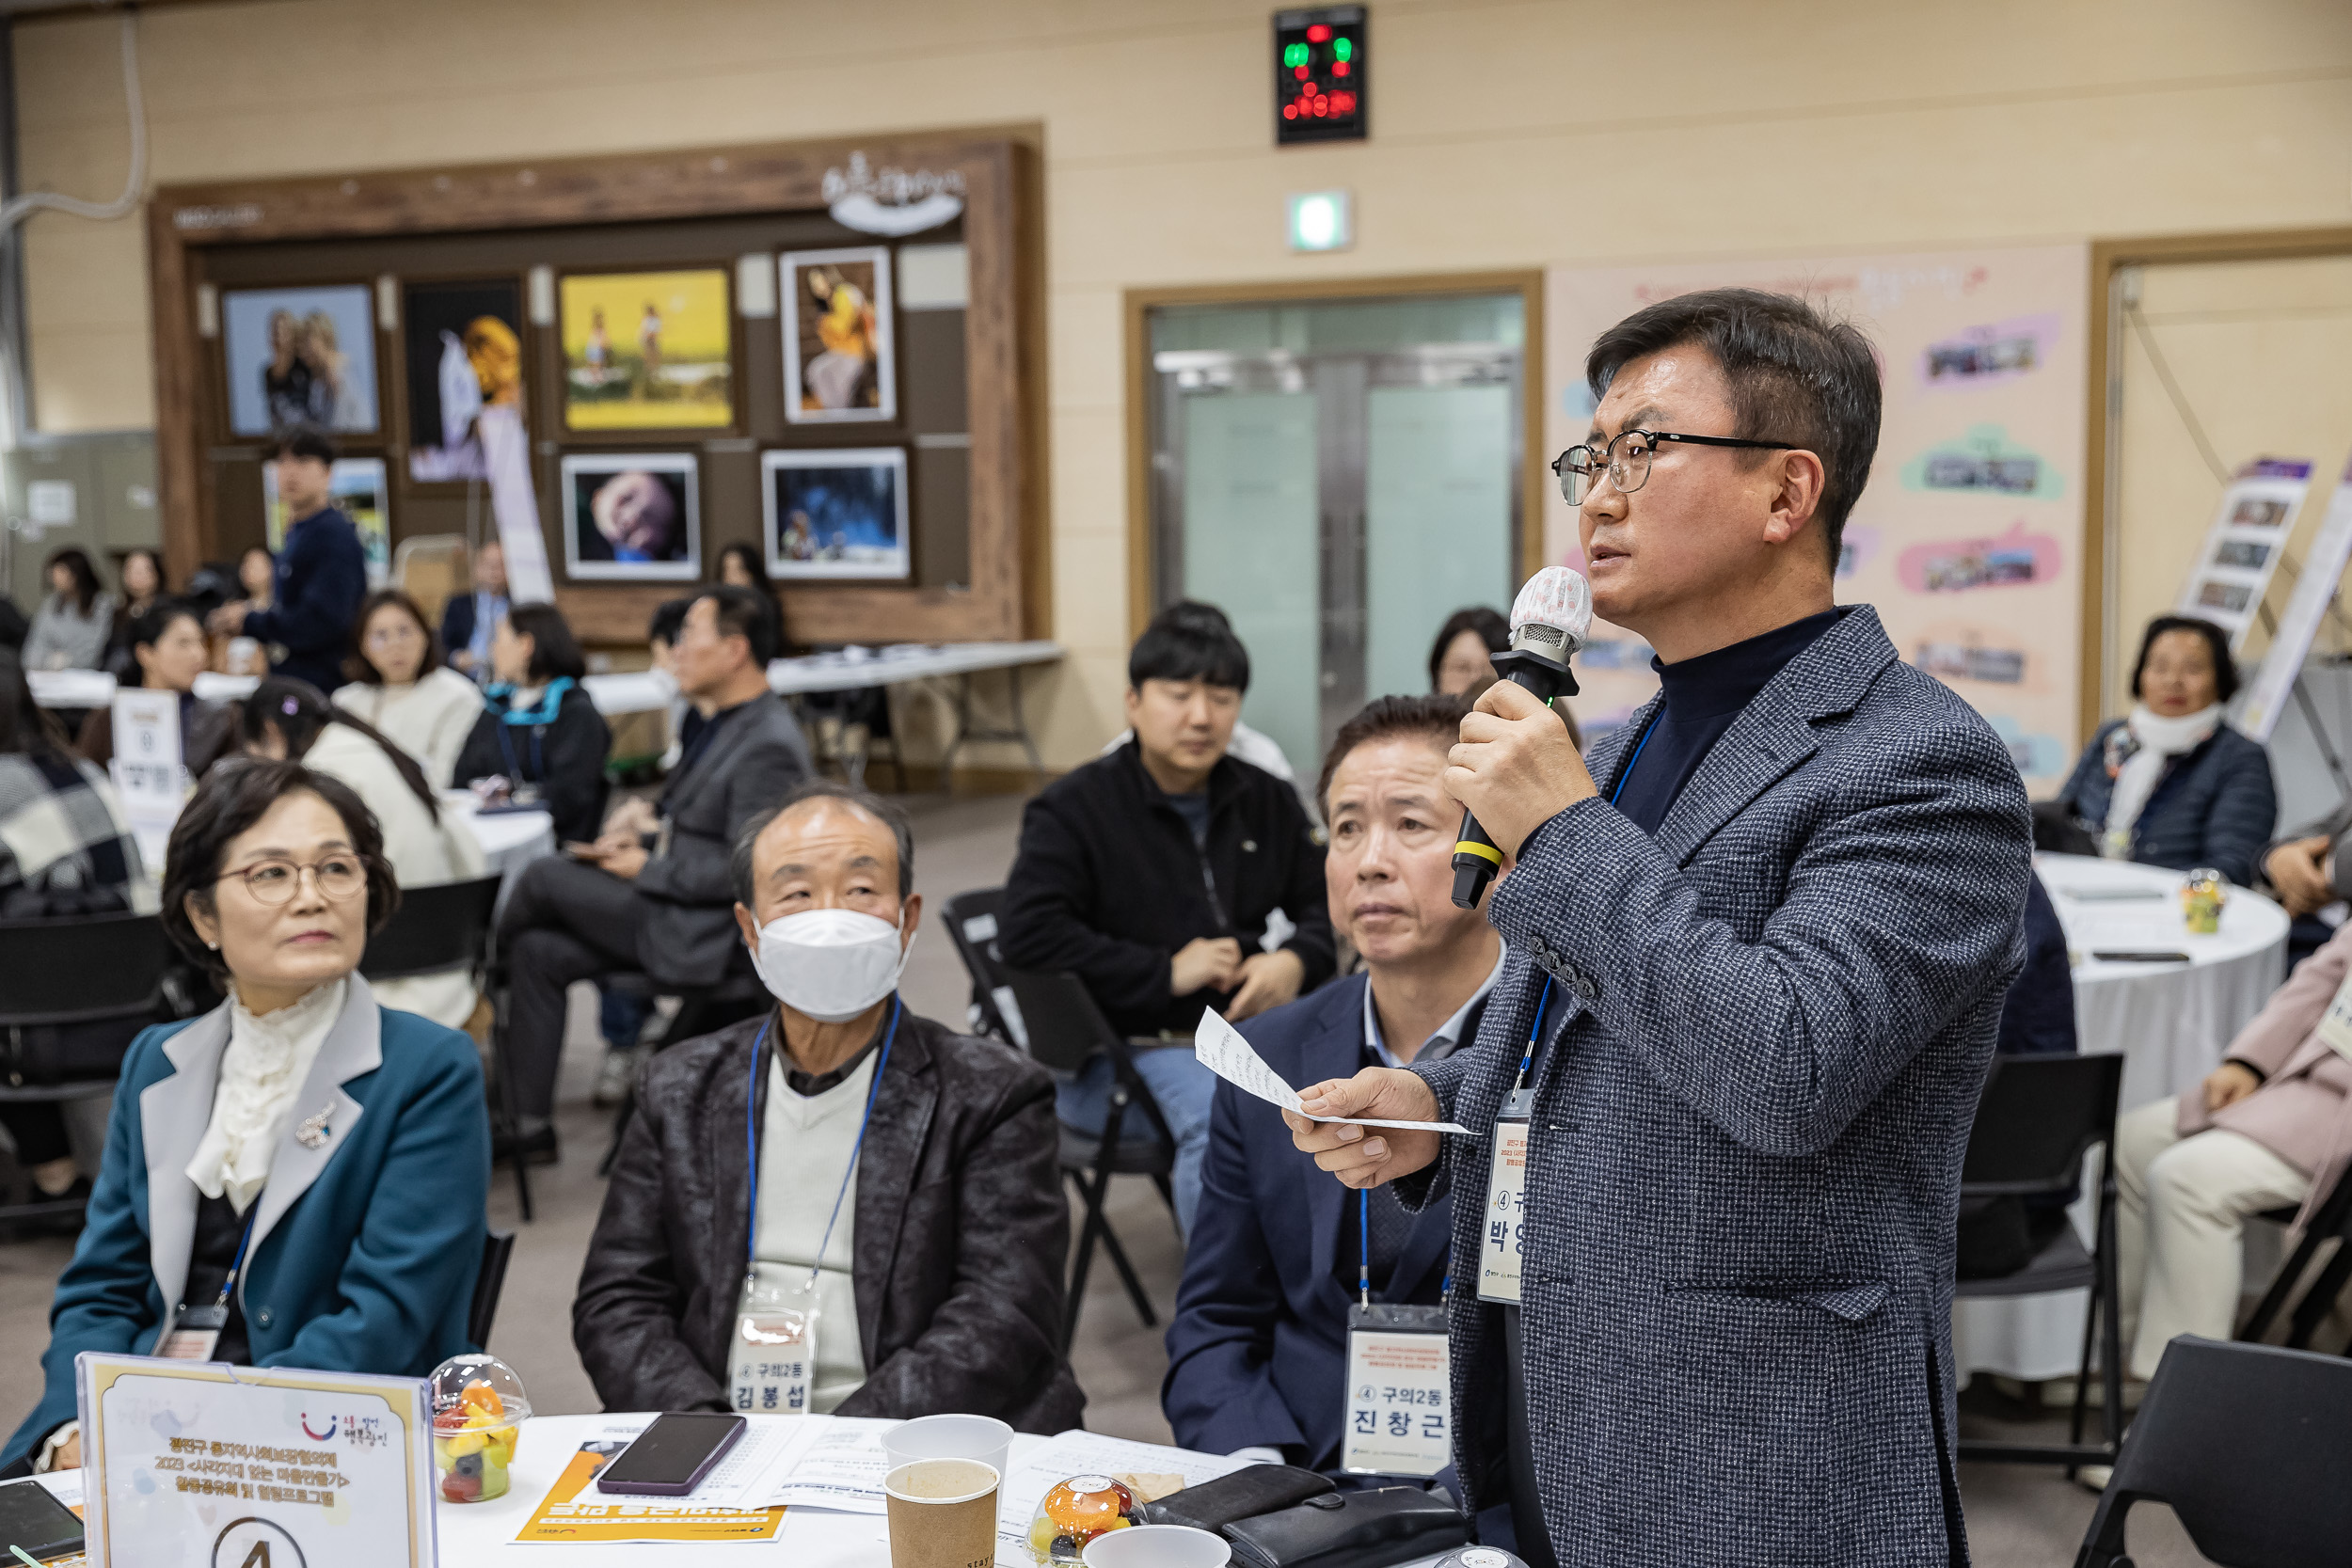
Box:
left=294, top=1105, right=335, bottom=1149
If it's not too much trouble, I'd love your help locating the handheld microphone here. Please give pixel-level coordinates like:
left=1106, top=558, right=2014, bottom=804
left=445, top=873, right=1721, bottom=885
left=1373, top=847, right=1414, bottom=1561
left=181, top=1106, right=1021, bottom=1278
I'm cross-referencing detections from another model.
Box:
left=1450, top=566, right=1593, bottom=910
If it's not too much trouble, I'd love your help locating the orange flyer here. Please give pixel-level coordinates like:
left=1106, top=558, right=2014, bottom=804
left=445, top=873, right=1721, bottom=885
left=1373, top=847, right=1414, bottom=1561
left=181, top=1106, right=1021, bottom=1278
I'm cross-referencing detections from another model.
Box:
left=514, top=1443, right=786, bottom=1544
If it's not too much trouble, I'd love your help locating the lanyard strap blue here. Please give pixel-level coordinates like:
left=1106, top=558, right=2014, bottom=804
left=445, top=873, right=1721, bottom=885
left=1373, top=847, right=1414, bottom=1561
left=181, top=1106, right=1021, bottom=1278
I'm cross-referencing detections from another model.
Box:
left=1359, top=1188, right=1371, bottom=1308
left=210, top=1211, right=260, bottom=1312
left=742, top=998, right=904, bottom=1293
left=1609, top=710, right=1662, bottom=808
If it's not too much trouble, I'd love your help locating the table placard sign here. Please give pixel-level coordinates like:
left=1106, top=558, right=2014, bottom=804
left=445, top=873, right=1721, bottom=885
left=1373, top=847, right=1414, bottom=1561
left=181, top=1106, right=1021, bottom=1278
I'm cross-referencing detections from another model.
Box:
left=75, top=1353, right=436, bottom=1567
left=107, top=689, right=183, bottom=874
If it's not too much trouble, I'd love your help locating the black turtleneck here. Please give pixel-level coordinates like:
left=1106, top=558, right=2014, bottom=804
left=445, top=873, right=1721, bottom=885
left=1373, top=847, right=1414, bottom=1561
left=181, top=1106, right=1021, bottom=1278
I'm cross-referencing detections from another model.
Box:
left=1607, top=607, right=1844, bottom=834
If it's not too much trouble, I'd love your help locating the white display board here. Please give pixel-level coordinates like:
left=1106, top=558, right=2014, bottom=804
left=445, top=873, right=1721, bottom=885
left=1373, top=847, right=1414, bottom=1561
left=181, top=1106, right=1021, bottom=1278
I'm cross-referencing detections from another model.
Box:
left=2235, top=452, right=2352, bottom=742
left=2173, top=457, right=2317, bottom=649
left=76, top=1354, right=437, bottom=1567
left=106, top=689, right=183, bottom=875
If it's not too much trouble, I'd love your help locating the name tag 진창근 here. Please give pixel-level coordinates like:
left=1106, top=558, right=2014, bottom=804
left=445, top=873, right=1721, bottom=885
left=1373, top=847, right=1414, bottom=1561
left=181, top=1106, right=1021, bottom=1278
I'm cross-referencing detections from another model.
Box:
left=1343, top=1304, right=1451, bottom=1477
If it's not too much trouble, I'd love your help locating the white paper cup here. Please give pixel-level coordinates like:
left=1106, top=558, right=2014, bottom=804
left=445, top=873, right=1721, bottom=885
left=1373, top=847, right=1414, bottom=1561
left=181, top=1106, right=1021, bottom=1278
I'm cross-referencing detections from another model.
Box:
left=1082, top=1524, right=1232, bottom=1568
left=882, top=1413, right=1015, bottom=1490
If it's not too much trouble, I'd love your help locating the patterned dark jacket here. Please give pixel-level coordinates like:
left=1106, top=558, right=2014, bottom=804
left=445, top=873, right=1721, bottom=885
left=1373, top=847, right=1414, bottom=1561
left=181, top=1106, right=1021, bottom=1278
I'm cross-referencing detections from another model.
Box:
left=1398, top=606, right=2032, bottom=1567
left=2054, top=719, right=2275, bottom=887
left=573, top=1004, right=1085, bottom=1432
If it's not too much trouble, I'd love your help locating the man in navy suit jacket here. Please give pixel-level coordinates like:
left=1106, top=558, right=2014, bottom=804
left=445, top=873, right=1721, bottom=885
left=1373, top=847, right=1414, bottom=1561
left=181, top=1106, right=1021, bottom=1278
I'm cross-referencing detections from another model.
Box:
left=1166, top=693, right=1499, bottom=1476
left=1292, top=293, right=2033, bottom=1566
left=211, top=426, right=367, bottom=694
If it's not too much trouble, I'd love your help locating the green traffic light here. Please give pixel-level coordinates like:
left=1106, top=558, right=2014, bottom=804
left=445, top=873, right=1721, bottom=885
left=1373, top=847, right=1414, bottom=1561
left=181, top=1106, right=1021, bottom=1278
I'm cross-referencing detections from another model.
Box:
left=1333, top=37, right=1352, bottom=60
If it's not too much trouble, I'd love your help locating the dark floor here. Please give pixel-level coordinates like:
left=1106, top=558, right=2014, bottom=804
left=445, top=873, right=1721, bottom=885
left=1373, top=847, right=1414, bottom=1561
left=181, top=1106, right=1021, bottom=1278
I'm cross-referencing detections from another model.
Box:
left=0, top=790, right=2220, bottom=1561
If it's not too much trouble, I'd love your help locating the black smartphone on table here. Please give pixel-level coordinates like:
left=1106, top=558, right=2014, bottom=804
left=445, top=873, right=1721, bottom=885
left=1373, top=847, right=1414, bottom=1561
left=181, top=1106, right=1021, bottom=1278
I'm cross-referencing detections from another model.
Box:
left=0, top=1479, right=86, bottom=1562
left=594, top=1412, right=747, bottom=1497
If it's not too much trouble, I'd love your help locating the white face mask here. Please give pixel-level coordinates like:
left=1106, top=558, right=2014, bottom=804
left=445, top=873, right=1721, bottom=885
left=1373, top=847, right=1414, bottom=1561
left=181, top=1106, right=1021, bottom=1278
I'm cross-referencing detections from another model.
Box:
left=751, top=907, right=913, bottom=1023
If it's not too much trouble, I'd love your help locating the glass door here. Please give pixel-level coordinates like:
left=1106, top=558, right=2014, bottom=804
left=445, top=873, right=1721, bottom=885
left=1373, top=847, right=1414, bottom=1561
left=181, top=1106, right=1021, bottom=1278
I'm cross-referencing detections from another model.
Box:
left=1149, top=294, right=1523, bottom=778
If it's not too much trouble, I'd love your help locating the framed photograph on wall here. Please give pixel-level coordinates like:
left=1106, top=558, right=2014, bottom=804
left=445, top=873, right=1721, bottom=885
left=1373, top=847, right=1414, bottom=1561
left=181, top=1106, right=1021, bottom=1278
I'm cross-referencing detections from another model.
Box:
left=403, top=277, right=523, bottom=482
left=221, top=284, right=380, bottom=436
left=763, top=448, right=910, bottom=579
left=557, top=269, right=735, bottom=432
left=780, top=246, right=896, bottom=424
left=264, top=456, right=390, bottom=587
left=560, top=452, right=701, bottom=580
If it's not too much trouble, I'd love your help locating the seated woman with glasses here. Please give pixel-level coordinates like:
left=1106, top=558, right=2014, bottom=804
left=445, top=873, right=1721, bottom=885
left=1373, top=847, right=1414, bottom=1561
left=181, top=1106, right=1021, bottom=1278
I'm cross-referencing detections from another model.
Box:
left=240, top=681, right=487, bottom=1028
left=0, top=759, right=490, bottom=1478
left=2049, top=614, right=2276, bottom=887
left=333, top=590, right=484, bottom=789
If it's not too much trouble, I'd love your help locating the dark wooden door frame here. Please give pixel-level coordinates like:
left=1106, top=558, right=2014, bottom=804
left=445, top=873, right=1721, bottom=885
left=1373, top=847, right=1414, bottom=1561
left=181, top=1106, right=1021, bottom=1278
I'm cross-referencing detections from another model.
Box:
left=145, top=125, right=1047, bottom=644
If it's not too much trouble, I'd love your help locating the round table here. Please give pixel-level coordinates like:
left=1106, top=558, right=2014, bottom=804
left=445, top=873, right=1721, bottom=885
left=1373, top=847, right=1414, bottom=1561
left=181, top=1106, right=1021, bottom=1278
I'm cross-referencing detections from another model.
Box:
left=1952, top=852, right=2290, bottom=1384
left=439, top=796, right=555, bottom=924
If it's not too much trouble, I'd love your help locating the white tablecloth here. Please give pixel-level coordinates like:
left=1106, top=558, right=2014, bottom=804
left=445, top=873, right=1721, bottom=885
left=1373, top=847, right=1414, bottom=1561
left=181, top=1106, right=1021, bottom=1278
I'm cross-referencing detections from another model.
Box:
left=1951, top=853, right=2290, bottom=1383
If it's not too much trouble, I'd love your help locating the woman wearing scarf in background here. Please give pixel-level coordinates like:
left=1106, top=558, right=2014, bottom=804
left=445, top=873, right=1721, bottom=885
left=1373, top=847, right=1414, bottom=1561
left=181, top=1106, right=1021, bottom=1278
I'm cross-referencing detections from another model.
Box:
left=2054, top=614, right=2277, bottom=887
left=453, top=603, right=611, bottom=845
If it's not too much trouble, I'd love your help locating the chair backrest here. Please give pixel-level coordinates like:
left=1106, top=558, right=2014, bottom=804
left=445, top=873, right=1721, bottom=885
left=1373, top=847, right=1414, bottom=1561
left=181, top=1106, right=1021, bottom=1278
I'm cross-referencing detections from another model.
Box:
left=1961, top=1052, right=2123, bottom=1196
left=360, top=875, right=504, bottom=982
left=994, top=965, right=1123, bottom=1078
left=0, top=911, right=174, bottom=1028
left=940, top=887, right=1016, bottom=1042
left=469, top=1228, right=516, bottom=1350
left=2075, top=1336, right=2352, bottom=1568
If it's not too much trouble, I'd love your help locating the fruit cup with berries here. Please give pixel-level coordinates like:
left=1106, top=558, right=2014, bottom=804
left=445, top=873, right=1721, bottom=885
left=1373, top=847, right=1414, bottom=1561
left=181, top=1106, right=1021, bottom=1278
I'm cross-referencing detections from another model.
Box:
left=428, top=1354, right=532, bottom=1503
left=1026, top=1475, right=1139, bottom=1563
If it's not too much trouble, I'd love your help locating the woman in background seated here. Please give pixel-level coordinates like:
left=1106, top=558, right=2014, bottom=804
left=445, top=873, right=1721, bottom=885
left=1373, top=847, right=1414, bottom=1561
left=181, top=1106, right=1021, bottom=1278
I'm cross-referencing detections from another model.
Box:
left=333, top=590, right=482, bottom=788
left=0, top=648, right=153, bottom=1217
left=2052, top=614, right=2275, bottom=886
left=103, top=547, right=167, bottom=678
left=453, top=603, right=610, bottom=845
left=24, top=546, right=116, bottom=673
left=76, top=599, right=238, bottom=777
left=241, top=680, right=486, bottom=1028
left=1428, top=605, right=1508, bottom=698
left=213, top=546, right=277, bottom=675
left=0, top=760, right=488, bottom=1477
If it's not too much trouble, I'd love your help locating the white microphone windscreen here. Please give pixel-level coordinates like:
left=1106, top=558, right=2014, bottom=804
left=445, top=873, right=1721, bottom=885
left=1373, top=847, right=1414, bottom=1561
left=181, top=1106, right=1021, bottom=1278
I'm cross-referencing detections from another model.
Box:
left=1509, top=566, right=1593, bottom=654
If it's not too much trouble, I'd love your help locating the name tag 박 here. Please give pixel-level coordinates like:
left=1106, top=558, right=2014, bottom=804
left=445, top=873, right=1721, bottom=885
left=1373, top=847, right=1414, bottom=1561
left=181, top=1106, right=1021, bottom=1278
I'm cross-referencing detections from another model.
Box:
left=1477, top=1088, right=1534, bottom=1305
left=1342, top=1304, right=1451, bottom=1477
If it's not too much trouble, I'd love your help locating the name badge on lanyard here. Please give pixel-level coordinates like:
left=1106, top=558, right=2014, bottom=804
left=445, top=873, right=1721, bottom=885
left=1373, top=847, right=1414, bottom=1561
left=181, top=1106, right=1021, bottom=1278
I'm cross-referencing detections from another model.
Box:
left=719, top=1003, right=902, bottom=1418
left=2316, top=970, right=2352, bottom=1064
left=157, top=1210, right=260, bottom=1361
left=1477, top=1087, right=1534, bottom=1305
left=1343, top=1302, right=1451, bottom=1477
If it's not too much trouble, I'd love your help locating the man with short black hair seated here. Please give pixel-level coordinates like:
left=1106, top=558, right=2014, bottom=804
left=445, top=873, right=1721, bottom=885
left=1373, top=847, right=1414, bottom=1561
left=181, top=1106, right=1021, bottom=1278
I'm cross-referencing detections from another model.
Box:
left=1165, top=695, right=1493, bottom=1475
left=573, top=781, right=1084, bottom=1426
left=1000, top=601, right=1335, bottom=1232
left=497, top=585, right=811, bottom=1161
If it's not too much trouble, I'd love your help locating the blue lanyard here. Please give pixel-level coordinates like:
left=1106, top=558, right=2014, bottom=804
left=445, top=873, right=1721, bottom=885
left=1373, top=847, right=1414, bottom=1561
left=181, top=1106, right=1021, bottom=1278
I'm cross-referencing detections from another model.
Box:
left=1359, top=1189, right=1371, bottom=1308
left=1516, top=978, right=1553, bottom=1089
left=493, top=721, right=544, bottom=787
left=742, top=999, right=903, bottom=1292
left=1609, top=710, right=1662, bottom=807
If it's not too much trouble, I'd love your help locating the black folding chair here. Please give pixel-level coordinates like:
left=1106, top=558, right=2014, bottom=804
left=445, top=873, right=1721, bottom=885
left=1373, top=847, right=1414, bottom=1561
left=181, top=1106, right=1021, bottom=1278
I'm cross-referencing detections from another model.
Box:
left=993, top=964, right=1182, bottom=1351
left=2238, top=1163, right=2352, bottom=1353
left=0, top=911, right=173, bottom=1227
left=593, top=958, right=771, bottom=1179
left=469, top=1228, right=516, bottom=1350
left=1954, top=1052, right=2126, bottom=1469
left=362, top=876, right=520, bottom=1212
left=940, top=887, right=1018, bottom=1041
left=2074, top=1336, right=2352, bottom=1568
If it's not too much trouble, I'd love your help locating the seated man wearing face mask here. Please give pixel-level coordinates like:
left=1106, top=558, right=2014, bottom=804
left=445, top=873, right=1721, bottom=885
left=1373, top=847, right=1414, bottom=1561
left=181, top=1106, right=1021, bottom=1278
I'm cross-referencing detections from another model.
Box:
left=572, top=780, right=1085, bottom=1427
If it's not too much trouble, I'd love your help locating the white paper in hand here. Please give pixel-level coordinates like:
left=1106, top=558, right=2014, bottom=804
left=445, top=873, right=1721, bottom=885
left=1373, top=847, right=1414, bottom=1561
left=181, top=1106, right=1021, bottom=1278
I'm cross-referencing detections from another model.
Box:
left=1193, top=1011, right=1471, bottom=1133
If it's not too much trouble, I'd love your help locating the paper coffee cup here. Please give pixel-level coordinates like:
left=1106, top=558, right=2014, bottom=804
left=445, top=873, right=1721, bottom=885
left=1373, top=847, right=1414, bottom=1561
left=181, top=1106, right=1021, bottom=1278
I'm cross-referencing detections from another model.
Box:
left=885, top=1457, right=1000, bottom=1568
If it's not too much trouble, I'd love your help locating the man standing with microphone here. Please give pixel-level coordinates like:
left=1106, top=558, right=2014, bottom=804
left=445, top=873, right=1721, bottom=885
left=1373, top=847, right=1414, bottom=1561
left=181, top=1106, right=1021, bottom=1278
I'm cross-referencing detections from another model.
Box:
left=1288, top=289, right=2031, bottom=1566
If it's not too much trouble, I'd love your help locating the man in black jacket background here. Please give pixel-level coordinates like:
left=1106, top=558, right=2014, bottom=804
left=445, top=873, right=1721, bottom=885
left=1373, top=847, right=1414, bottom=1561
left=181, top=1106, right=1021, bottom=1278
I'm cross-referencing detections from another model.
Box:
left=1000, top=602, right=1334, bottom=1231
left=209, top=426, right=368, bottom=693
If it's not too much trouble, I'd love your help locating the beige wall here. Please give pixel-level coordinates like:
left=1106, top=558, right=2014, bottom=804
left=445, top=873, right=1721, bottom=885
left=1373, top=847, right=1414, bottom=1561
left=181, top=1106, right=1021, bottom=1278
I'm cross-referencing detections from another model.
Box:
left=13, top=0, right=2352, bottom=769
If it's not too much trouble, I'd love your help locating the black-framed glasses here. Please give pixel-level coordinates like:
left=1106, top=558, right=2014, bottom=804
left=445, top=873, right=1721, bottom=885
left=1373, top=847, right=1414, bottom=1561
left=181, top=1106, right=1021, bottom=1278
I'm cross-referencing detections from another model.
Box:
left=1550, top=429, right=1802, bottom=505
left=215, top=854, right=368, bottom=907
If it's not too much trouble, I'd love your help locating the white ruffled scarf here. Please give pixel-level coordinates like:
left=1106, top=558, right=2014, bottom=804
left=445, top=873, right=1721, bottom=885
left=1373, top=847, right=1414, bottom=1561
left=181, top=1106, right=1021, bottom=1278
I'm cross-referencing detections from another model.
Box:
left=2101, top=703, right=2223, bottom=858
left=184, top=978, right=345, bottom=1214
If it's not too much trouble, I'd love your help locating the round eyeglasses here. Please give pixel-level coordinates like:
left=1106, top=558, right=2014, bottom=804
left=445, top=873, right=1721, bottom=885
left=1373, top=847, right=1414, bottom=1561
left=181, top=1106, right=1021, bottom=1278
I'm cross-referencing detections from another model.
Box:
left=1551, top=428, right=1802, bottom=506
left=215, top=854, right=368, bottom=906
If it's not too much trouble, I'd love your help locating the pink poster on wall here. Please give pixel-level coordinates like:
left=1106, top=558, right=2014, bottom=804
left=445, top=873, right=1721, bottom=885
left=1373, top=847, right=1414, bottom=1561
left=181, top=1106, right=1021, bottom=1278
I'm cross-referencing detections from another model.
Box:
left=1546, top=244, right=2089, bottom=793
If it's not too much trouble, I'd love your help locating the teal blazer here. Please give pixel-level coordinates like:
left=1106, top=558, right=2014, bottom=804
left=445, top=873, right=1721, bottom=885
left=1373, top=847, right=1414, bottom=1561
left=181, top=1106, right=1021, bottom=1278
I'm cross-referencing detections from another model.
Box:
left=2, top=978, right=489, bottom=1471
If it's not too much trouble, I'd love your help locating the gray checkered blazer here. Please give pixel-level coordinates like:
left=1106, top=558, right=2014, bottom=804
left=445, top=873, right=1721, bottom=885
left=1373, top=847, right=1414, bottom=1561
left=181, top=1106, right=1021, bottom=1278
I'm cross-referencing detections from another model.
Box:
left=1402, top=605, right=2032, bottom=1566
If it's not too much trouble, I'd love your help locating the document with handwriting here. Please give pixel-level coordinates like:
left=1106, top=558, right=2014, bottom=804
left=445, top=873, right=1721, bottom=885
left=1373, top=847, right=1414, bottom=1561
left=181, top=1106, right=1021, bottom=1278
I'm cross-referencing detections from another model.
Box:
left=1193, top=1011, right=1470, bottom=1132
